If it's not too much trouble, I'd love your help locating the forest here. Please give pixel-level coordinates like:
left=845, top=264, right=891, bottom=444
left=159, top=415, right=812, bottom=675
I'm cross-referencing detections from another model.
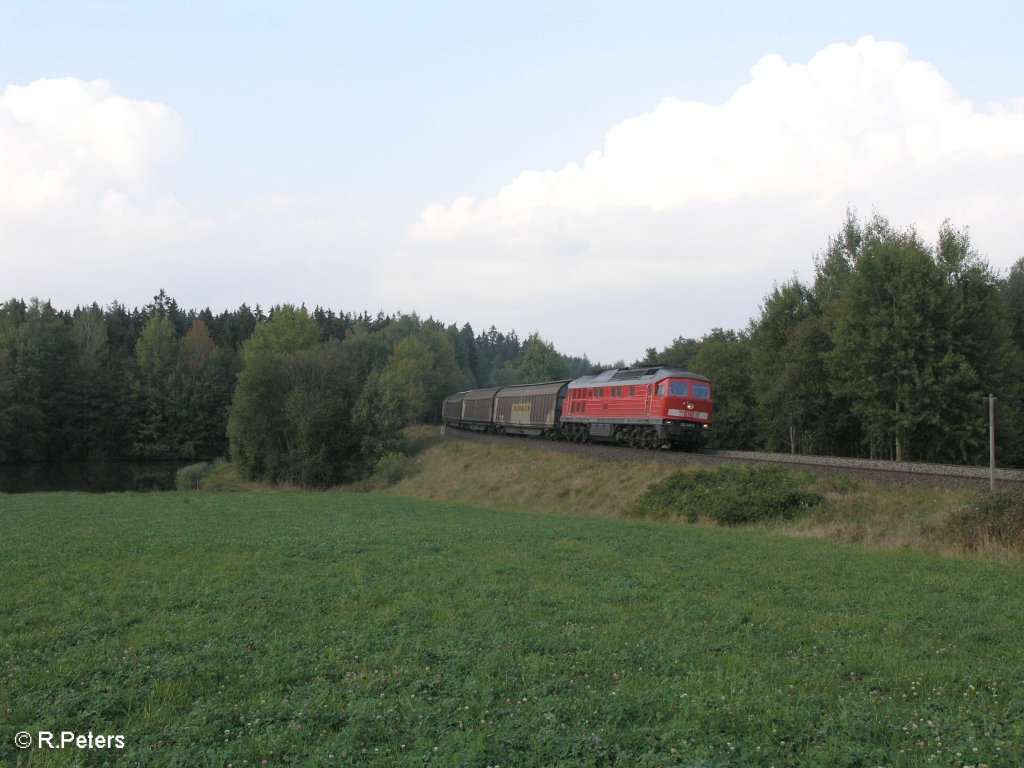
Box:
left=1, top=210, right=1022, bottom=486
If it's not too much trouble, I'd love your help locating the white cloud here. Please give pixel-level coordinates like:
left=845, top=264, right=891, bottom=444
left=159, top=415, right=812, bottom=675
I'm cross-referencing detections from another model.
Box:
left=412, top=36, right=1024, bottom=236
left=0, top=79, right=384, bottom=315
left=401, top=36, right=1024, bottom=361
left=0, top=78, right=186, bottom=216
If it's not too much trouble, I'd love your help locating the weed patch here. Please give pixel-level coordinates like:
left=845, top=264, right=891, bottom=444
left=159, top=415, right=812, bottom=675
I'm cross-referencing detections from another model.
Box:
left=946, top=486, right=1024, bottom=553
left=376, top=451, right=418, bottom=483
left=175, top=460, right=214, bottom=490
left=631, top=464, right=823, bottom=524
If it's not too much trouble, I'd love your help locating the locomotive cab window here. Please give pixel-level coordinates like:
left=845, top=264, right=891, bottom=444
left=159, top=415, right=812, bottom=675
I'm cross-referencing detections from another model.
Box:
left=693, top=384, right=710, bottom=399
left=669, top=381, right=688, bottom=397
left=656, top=384, right=665, bottom=396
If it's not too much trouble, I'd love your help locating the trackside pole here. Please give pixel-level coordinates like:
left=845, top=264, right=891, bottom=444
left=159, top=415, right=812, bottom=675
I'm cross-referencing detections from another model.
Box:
left=987, top=394, right=996, bottom=492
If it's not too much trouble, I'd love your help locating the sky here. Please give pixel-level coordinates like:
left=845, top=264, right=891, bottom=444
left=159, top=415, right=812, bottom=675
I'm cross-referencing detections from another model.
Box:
left=2, top=0, right=1022, bottom=364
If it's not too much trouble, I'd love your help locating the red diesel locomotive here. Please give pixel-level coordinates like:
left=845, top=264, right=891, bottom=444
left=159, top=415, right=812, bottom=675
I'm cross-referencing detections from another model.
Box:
left=442, top=366, right=713, bottom=450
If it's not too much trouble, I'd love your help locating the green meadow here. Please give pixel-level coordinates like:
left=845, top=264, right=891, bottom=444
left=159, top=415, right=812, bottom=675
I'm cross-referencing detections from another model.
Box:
left=1, top=492, right=1022, bottom=767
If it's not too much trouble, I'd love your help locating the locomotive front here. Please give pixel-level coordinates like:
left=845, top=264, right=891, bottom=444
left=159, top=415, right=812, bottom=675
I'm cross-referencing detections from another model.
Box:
left=655, top=374, right=713, bottom=449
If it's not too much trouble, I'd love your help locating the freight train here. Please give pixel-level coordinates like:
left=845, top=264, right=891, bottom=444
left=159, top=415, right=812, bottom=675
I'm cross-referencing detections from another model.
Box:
left=442, top=366, right=713, bottom=450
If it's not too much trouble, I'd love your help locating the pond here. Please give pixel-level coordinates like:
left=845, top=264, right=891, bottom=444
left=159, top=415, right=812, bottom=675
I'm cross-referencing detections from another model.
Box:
left=0, top=462, right=189, bottom=493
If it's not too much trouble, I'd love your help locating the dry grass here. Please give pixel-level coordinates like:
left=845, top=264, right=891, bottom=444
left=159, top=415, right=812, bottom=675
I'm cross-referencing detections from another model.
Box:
left=776, top=485, right=970, bottom=551
left=198, top=461, right=304, bottom=492
left=386, top=436, right=677, bottom=518
left=384, top=433, right=1024, bottom=560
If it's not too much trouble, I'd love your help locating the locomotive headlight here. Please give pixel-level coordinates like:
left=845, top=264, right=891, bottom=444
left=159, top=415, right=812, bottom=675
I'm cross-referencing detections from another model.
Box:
left=686, top=402, right=694, bottom=410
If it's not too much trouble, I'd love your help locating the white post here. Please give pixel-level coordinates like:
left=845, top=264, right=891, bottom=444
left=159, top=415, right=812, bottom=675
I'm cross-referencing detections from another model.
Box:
left=988, top=394, right=996, bottom=492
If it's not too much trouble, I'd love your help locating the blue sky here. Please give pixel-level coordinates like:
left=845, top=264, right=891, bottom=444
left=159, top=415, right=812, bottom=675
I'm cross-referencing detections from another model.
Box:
left=2, top=1, right=1022, bottom=362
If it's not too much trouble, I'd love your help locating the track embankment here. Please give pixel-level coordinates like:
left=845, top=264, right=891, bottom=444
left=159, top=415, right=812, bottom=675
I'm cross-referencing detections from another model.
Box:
left=442, top=428, right=1023, bottom=491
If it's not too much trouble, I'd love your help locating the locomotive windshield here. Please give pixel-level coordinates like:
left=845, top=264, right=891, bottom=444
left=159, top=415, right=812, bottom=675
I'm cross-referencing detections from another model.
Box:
left=669, top=381, right=711, bottom=398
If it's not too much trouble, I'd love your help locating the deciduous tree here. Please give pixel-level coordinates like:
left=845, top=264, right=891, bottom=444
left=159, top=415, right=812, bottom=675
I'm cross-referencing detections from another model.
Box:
left=513, top=333, right=568, bottom=384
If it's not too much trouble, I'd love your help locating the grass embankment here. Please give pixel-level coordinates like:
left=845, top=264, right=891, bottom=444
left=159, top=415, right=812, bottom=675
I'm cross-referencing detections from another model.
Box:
left=384, top=435, right=1022, bottom=560
left=386, top=436, right=674, bottom=518
left=2, top=492, right=1023, bottom=766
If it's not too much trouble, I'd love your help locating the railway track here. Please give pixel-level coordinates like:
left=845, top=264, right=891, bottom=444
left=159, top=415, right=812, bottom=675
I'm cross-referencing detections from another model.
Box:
left=444, top=429, right=1024, bottom=490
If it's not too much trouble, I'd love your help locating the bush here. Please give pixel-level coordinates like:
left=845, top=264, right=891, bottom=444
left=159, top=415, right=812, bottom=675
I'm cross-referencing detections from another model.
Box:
left=374, top=452, right=418, bottom=486
left=631, top=464, right=823, bottom=525
left=946, top=487, right=1024, bottom=552
left=176, top=461, right=214, bottom=491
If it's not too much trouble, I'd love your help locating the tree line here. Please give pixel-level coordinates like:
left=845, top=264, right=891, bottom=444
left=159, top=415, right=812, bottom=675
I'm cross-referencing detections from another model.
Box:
left=0, top=289, right=588, bottom=484
left=1, top=210, right=1021, bottom=484
left=640, top=211, right=1024, bottom=466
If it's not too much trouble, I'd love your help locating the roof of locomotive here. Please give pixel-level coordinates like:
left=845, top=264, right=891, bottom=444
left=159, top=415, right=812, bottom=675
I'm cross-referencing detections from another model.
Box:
left=568, top=366, right=709, bottom=389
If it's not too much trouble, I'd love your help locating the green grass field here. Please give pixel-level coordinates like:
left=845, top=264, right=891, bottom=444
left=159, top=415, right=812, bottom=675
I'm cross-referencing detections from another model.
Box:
left=1, top=492, right=1022, bottom=767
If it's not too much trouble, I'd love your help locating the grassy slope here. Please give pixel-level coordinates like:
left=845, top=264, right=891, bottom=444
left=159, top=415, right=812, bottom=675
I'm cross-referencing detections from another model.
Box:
left=2, top=492, right=1022, bottom=767
left=386, top=437, right=677, bottom=518
left=386, top=437, right=1012, bottom=558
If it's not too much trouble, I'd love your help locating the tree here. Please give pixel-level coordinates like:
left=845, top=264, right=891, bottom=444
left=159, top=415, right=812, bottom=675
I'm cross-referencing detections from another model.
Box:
left=828, top=216, right=958, bottom=461
left=513, top=333, right=568, bottom=383
left=228, top=306, right=320, bottom=481
left=2, top=300, right=76, bottom=461
left=475, top=326, right=521, bottom=386
left=352, top=370, right=409, bottom=468
left=130, top=313, right=182, bottom=458
left=936, top=224, right=1024, bottom=464
left=1002, top=257, right=1024, bottom=354
left=176, top=319, right=236, bottom=459
left=813, top=207, right=861, bottom=316
left=447, top=323, right=478, bottom=391
left=748, top=278, right=817, bottom=452
left=381, top=328, right=461, bottom=423
left=145, top=289, right=188, bottom=335
left=639, top=336, right=700, bottom=370
left=772, top=316, right=842, bottom=455
left=228, top=307, right=362, bottom=486
left=243, top=304, right=319, bottom=362
left=692, top=329, right=756, bottom=449
left=279, top=343, right=361, bottom=487
left=65, top=305, right=121, bottom=461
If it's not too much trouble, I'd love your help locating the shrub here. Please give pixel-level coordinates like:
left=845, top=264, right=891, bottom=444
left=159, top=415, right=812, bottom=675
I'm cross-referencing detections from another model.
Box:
left=631, top=464, right=823, bottom=525
left=374, top=452, right=418, bottom=486
left=946, top=487, right=1024, bottom=553
left=176, top=461, right=213, bottom=491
